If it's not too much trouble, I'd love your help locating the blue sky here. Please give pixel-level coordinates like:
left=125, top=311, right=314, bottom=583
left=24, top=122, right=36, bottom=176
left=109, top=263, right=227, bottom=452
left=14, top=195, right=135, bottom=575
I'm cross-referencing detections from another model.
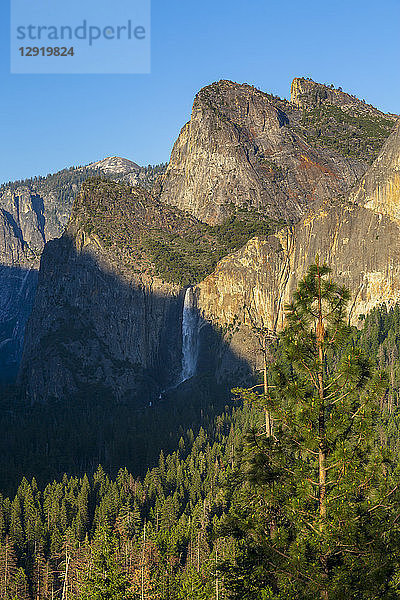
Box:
left=0, top=0, right=399, bottom=184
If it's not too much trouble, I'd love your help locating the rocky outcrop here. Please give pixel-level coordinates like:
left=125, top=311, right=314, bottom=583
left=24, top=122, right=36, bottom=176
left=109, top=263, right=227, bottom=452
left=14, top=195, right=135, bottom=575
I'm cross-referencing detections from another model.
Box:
left=290, top=79, right=398, bottom=165
left=158, top=80, right=366, bottom=225
left=290, top=78, right=397, bottom=118
left=350, top=120, right=400, bottom=222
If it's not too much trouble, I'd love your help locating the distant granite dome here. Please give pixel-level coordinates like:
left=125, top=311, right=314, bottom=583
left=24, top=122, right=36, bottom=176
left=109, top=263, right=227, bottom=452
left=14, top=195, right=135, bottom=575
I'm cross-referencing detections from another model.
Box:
left=88, top=156, right=141, bottom=186
left=88, top=156, right=141, bottom=175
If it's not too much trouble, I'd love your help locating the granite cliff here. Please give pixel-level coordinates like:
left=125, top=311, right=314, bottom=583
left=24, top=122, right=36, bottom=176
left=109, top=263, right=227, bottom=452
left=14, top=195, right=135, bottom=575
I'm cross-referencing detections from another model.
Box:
left=192, top=94, right=400, bottom=378
left=0, top=169, right=82, bottom=380
left=195, top=199, right=400, bottom=379
left=350, top=120, right=400, bottom=222
left=17, top=179, right=210, bottom=401
left=157, top=79, right=396, bottom=225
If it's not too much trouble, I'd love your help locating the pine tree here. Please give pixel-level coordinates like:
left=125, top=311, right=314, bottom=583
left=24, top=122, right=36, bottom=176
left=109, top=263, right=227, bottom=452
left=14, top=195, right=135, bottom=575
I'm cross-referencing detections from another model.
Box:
left=74, top=475, right=90, bottom=541
left=32, top=542, right=46, bottom=600
left=176, top=565, right=213, bottom=600
left=223, top=261, right=400, bottom=599
left=11, top=567, right=30, bottom=600
left=0, top=536, right=18, bottom=598
left=73, top=526, right=132, bottom=600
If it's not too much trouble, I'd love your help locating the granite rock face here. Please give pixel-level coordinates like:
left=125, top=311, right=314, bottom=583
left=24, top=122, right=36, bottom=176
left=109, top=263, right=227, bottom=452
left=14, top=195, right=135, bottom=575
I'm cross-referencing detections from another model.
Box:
left=157, top=80, right=371, bottom=225
left=290, top=77, right=396, bottom=117
left=195, top=199, right=400, bottom=380
left=194, top=115, right=400, bottom=379
left=0, top=206, right=38, bottom=381
left=290, top=78, right=398, bottom=164
left=0, top=182, right=73, bottom=380
left=350, top=120, right=400, bottom=222
left=18, top=233, right=182, bottom=402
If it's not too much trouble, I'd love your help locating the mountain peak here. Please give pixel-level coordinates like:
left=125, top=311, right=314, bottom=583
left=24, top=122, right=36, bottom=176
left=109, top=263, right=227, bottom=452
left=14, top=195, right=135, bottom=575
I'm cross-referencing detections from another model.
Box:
left=158, top=77, right=366, bottom=225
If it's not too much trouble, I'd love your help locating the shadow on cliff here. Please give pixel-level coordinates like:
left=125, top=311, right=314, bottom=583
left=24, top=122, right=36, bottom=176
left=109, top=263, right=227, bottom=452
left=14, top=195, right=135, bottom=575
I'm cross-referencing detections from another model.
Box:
left=0, top=263, right=38, bottom=383
left=0, top=237, right=254, bottom=495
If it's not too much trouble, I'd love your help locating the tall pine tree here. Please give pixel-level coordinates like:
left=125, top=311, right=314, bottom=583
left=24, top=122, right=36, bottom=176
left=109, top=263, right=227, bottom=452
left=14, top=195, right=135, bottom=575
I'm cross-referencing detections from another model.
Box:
left=223, top=260, right=400, bottom=600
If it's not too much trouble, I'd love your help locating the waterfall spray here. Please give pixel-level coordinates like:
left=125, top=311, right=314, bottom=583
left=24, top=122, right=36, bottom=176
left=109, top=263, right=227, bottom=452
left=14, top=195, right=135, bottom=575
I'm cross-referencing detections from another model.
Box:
left=178, top=287, right=200, bottom=384
left=157, top=287, right=200, bottom=401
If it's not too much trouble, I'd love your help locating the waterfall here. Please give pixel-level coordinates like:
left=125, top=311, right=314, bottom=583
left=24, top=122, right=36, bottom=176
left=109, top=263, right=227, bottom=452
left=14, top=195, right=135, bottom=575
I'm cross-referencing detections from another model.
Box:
left=178, top=287, right=200, bottom=384
left=157, top=287, right=200, bottom=400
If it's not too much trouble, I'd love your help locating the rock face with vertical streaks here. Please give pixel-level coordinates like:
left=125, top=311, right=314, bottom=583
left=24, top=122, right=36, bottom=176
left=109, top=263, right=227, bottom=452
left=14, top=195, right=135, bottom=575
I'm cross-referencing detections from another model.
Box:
left=0, top=167, right=102, bottom=380
left=195, top=198, right=400, bottom=381
left=0, top=205, right=38, bottom=380
left=17, top=179, right=206, bottom=402
left=350, top=121, right=400, bottom=222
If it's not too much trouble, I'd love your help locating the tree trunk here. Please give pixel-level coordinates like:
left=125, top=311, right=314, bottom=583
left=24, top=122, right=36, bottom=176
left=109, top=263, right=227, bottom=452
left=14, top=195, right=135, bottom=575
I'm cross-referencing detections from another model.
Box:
left=263, top=349, right=273, bottom=437
left=316, top=260, right=328, bottom=600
